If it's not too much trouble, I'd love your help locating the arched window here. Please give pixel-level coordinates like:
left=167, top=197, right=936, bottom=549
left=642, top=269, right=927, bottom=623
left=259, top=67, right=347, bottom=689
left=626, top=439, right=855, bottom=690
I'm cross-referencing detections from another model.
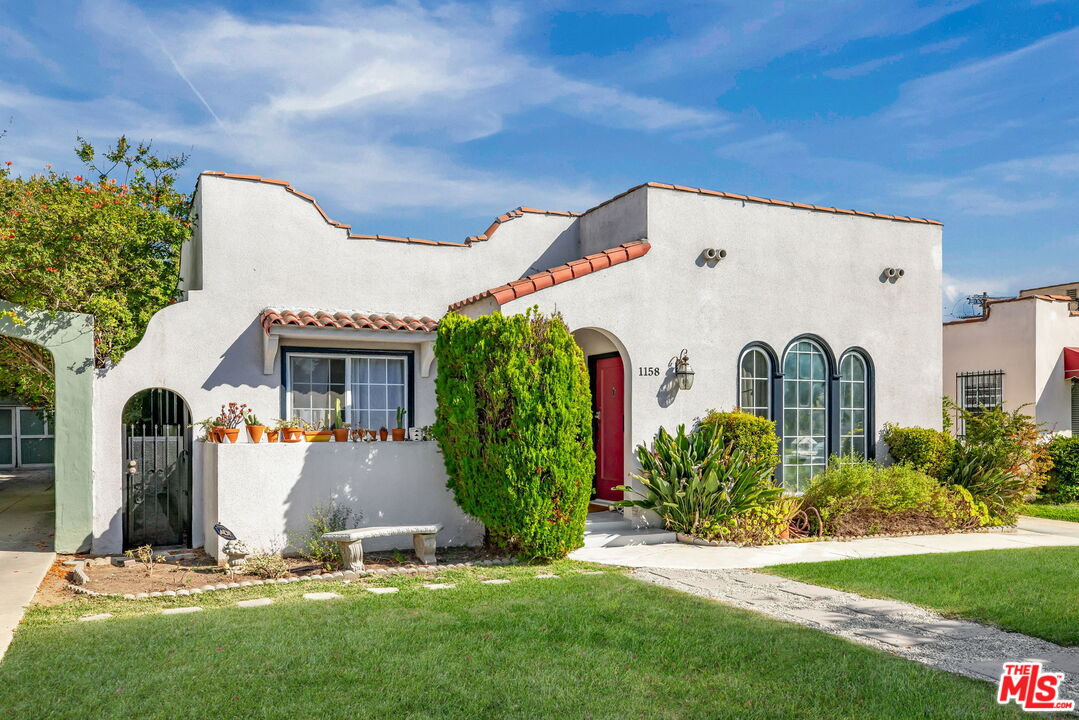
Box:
left=782, top=340, right=828, bottom=491
left=839, top=352, right=869, bottom=460
left=739, top=347, right=771, bottom=418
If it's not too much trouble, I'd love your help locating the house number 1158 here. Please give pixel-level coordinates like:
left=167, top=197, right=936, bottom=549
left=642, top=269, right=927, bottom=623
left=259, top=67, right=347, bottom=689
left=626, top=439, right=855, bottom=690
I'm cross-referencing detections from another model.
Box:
left=638, top=367, right=661, bottom=376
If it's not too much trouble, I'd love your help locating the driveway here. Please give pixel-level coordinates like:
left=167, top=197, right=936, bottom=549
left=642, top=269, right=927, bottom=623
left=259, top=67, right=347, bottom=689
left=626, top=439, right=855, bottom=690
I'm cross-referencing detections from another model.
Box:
left=0, top=469, right=55, bottom=660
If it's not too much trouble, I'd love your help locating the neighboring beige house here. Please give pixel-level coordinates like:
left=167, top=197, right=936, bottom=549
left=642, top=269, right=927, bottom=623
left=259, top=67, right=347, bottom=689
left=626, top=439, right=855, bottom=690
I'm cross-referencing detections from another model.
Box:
left=943, top=282, right=1079, bottom=436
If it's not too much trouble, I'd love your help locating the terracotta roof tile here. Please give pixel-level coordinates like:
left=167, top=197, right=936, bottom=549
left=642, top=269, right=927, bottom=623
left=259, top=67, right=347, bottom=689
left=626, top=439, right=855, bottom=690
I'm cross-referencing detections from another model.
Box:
left=261, top=309, right=437, bottom=334
left=448, top=240, right=651, bottom=312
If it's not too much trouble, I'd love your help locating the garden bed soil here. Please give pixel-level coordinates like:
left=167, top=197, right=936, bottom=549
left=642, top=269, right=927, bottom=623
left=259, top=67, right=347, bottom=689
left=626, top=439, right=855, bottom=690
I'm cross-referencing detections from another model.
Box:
left=36, top=546, right=506, bottom=604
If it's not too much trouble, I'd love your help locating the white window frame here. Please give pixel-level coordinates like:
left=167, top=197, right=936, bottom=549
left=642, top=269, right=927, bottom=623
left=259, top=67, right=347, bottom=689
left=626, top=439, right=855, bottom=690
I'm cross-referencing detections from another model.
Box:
left=738, top=347, right=772, bottom=419
left=781, top=339, right=829, bottom=492
left=285, top=351, right=411, bottom=431
left=15, top=406, right=54, bottom=468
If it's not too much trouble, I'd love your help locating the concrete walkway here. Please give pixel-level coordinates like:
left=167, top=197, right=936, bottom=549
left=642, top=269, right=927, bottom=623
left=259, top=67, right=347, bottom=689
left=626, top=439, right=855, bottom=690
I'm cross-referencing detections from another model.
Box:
left=570, top=522, right=1079, bottom=569
left=0, top=469, right=55, bottom=660
left=637, top=567, right=1079, bottom=700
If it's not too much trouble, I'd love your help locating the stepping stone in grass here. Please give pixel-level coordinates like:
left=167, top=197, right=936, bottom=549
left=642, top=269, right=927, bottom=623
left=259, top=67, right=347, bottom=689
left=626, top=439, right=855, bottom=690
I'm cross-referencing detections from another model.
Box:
left=78, top=613, right=113, bottom=622
left=367, top=587, right=399, bottom=595
left=534, top=574, right=559, bottom=579
left=423, top=583, right=455, bottom=590
left=852, top=628, right=937, bottom=648
left=236, top=598, right=273, bottom=608
left=580, top=571, right=604, bottom=575
left=481, top=579, right=512, bottom=585
left=303, top=592, right=341, bottom=601
left=162, top=607, right=203, bottom=615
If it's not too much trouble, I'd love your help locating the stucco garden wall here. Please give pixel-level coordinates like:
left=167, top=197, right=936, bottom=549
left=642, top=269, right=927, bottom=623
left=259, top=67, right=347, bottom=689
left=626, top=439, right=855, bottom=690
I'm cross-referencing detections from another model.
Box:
left=201, top=441, right=483, bottom=560
left=1033, top=300, right=1079, bottom=435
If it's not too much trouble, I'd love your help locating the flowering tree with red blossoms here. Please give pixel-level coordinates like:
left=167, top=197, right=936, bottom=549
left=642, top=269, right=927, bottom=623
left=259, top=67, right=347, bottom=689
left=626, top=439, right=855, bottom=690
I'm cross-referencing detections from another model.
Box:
left=0, top=136, right=191, bottom=409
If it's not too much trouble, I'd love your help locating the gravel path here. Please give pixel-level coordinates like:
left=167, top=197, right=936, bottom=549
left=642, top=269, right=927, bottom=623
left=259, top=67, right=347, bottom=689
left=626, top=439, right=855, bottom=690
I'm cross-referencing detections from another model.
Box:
left=635, top=567, right=1079, bottom=701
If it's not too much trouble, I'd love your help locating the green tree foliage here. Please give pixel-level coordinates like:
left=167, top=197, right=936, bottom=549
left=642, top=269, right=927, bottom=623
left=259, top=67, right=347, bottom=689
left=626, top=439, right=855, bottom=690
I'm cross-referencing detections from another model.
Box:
left=698, top=409, right=780, bottom=469
left=0, top=136, right=191, bottom=408
left=433, top=309, right=593, bottom=558
left=1041, top=435, right=1079, bottom=503
left=881, top=424, right=955, bottom=479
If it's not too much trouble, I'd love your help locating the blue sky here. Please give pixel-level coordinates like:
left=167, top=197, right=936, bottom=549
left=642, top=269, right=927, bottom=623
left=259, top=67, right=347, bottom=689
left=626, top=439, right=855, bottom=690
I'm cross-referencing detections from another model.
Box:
left=1, top=0, right=1076, bottom=316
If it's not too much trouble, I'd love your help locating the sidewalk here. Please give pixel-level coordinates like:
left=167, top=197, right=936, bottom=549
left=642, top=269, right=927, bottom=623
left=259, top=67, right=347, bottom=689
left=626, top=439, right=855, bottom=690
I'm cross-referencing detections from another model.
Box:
left=569, top=519, right=1079, bottom=569
left=0, top=470, right=55, bottom=661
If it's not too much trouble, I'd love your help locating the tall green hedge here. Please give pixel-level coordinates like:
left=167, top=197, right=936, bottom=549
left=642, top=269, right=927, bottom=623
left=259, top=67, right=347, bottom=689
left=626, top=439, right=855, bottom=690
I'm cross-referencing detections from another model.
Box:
left=433, top=309, right=594, bottom=558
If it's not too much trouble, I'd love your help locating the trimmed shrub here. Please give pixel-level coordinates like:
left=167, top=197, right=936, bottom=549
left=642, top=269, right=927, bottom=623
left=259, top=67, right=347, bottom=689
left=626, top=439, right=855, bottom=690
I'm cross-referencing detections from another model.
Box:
left=881, top=424, right=955, bottom=479
left=698, top=409, right=780, bottom=470
left=243, top=553, right=290, bottom=579
left=288, top=503, right=359, bottom=569
left=802, top=461, right=985, bottom=536
left=615, top=424, right=781, bottom=539
left=1043, top=436, right=1079, bottom=503
left=434, top=309, right=594, bottom=558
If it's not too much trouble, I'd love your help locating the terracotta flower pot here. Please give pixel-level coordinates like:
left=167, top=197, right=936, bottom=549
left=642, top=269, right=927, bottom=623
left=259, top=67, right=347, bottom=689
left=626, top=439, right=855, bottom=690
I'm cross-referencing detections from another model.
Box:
left=221, top=428, right=240, bottom=444
left=246, top=425, right=266, bottom=443
left=391, top=428, right=406, bottom=441
left=332, top=428, right=349, bottom=443
left=282, top=427, right=302, bottom=443
left=378, top=427, right=389, bottom=441
left=304, top=430, right=332, bottom=442
left=367, top=429, right=377, bottom=441
left=266, top=430, right=280, bottom=443
left=210, top=426, right=225, bottom=443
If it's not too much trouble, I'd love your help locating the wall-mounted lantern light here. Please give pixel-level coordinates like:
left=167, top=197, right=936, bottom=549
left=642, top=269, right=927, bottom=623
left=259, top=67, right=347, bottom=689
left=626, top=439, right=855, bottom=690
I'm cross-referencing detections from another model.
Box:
left=674, top=349, right=695, bottom=390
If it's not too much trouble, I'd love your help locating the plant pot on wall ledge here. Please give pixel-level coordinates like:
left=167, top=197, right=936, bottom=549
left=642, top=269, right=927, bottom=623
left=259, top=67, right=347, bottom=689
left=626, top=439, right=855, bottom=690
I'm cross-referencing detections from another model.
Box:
left=211, top=427, right=225, bottom=443
left=282, top=427, right=302, bottom=443
left=265, top=430, right=279, bottom=443
left=220, top=428, right=240, bottom=444
left=332, top=428, right=349, bottom=443
left=391, top=428, right=406, bottom=441
left=379, top=427, right=389, bottom=441
left=304, top=430, right=332, bottom=442
left=246, top=425, right=266, bottom=443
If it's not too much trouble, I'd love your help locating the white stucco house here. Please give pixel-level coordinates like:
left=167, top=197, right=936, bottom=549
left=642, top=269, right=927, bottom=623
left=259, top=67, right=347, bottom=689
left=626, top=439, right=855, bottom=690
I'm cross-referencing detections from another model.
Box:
left=76, top=172, right=943, bottom=557
left=943, top=282, right=1079, bottom=436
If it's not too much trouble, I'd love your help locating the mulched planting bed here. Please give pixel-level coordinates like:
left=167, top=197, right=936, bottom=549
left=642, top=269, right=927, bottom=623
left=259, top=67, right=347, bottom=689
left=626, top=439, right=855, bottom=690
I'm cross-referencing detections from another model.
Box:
left=46, top=546, right=510, bottom=600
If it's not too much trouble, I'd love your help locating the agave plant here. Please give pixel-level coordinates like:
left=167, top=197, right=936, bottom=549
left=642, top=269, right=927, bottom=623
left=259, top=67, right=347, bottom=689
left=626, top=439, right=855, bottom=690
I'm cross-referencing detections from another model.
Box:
left=614, top=424, right=781, bottom=537
left=948, top=442, right=1028, bottom=519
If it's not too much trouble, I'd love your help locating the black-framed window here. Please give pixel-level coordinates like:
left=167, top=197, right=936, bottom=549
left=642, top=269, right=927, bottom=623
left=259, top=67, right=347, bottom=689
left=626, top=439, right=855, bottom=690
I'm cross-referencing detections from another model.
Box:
left=781, top=339, right=829, bottom=492
left=283, top=348, right=414, bottom=430
left=956, top=369, right=1004, bottom=435
left=739, top=347, right=772, bottom=418
left=839, top=352, right=869, bottom=460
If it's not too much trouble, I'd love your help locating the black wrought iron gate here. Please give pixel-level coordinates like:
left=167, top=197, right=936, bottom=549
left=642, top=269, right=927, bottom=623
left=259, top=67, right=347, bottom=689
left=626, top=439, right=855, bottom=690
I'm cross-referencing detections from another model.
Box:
left=122, top=389, right=192, bottom=548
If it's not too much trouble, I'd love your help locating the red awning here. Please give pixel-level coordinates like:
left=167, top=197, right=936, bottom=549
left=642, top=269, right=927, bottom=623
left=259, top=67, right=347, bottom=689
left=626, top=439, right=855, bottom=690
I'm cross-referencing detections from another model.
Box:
left=1066, top=347, right=1079, bottom=380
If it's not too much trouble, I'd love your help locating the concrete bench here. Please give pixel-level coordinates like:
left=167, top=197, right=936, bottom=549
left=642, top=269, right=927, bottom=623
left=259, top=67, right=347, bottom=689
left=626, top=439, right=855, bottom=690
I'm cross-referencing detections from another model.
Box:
left=321, top=524, right=441, bottom=571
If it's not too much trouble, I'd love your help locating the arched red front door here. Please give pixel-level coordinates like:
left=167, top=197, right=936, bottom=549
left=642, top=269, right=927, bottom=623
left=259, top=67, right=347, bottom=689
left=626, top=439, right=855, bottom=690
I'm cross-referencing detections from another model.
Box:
left=591, top=354, right=624, bottom=501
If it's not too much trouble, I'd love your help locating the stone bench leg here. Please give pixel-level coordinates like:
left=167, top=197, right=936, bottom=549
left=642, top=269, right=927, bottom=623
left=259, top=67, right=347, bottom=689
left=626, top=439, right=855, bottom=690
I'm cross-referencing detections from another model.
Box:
left=335, top=540, right=364, bottom=572
left=413, top=533, right=437, bottom=565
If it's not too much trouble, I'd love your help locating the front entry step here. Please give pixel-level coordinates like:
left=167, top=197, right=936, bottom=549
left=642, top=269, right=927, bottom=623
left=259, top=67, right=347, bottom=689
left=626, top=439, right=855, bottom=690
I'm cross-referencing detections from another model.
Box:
left=583, top=512, right=676, bottom=548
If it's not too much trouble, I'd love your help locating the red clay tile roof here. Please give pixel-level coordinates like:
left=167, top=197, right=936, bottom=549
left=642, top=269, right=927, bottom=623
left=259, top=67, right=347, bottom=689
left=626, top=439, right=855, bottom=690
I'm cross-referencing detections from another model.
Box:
left=201, top=172, right=942, bottom=250
left=261, top=309, right=438, bottom=333
left=585, top=182, right=943, bottom=226
left=201, top=172, right=579, bottom=248
left=448, top=240, right=651, bottom=312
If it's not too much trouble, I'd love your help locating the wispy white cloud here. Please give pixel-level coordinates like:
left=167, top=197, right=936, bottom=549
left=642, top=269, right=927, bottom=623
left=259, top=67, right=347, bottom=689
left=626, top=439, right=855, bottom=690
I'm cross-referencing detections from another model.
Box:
left=824, top=53, right=905, bottom=79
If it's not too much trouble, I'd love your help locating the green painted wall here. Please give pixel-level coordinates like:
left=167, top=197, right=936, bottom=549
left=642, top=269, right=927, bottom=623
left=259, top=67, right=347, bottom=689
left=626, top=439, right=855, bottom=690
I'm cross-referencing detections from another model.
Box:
left=0, top=301, right=94, bottom=552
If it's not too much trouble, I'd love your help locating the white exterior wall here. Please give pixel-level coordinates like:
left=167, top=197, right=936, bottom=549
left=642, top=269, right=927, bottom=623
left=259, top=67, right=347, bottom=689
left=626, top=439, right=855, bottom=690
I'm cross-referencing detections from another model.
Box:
left=202, top=442, right=483, bottom=559
left=90, top=176, right=581, bottom=554
left=943, top=298, right=1078, bottom=436
left=501, top=187, right=942, bottom=516
left=89, top=176, right=944, bottom=553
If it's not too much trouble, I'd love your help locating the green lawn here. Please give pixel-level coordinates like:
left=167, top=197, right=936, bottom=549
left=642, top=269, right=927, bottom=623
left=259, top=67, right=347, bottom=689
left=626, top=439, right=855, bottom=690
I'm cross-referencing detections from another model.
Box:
left=0, top=563, right=1025, bottom=720
left=1020, top=503, right=1079, bottom=523
left=767, top=547, right=1079, bottom=645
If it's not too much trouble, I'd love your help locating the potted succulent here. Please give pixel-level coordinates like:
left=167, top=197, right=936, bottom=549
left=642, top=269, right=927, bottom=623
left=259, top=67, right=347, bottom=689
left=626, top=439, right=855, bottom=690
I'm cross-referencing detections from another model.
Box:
left=279, top=417, right=303, bottom=443
left=243, top=411, right=266, bottom=443
left=378, top=425, right=389, bottom=442
left=349, top=427, right=367, bottom=442
left=331, top=399, right=350, bottom=443
left=191, top=417, right=217, bottom=442
left=392, top=407, right=407, bottom=441
left=217, top=403, right=248, bottom=444
left=303, top=419, right=332, bottom=442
